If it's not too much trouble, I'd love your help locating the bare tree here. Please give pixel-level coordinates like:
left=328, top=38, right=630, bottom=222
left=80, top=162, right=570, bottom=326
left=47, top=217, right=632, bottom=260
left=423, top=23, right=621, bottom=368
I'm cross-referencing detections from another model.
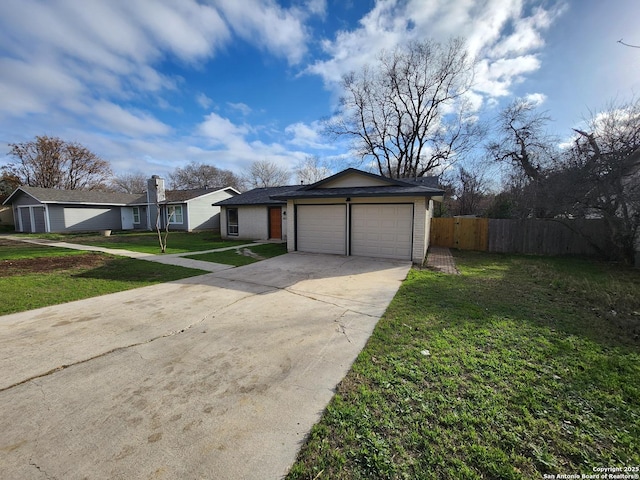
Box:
left=327, top=38, right=481, bottom=178
left=455, top=165, right=490, bottom=216
left=487, top=98, right=556, bottom=183
left=295, top=155, right=332, bottom=184
left=241, top=160, right=291, bottom=189
left=618, top=39, right=640, bottom=48
left=169, top=161, right=241, bottom=190
left=548, top=98, right=640, bottom=263
left=109, top=171, right=147, bottom=194
left=4, top=135, right=112, bottom=190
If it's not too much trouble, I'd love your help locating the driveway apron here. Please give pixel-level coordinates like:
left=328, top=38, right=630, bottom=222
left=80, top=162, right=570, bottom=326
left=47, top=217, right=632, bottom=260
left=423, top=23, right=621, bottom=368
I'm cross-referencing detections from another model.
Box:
left=0, top=252, right=411, bottom=480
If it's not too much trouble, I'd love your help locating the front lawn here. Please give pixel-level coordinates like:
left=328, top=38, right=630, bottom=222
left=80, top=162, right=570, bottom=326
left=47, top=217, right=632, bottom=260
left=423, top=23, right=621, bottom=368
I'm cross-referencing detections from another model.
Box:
left=16, top=231, right=250, bottom=254
left=287, top=252, right=640, bottom=479
left=0, top=239, right=206, bottom=315
left=185, top=242, right=288, bottom=266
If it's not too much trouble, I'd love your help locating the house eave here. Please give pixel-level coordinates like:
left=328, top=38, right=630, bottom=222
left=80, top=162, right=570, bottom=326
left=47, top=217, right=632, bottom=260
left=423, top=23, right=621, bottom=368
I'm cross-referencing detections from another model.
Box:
left=270, top=189, right=445, bottom=201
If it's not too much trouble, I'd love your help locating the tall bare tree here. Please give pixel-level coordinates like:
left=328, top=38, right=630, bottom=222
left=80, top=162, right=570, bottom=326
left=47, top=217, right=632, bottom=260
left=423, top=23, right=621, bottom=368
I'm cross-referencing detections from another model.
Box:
left=4, top=135, right=112, bottom=190
left=327, top=38, right=481, bottom=179
left=548, top=98, right=640, bottom=263
left=169, top=161, right=241, bottom=190
left=487, top=98, right=556, bottom=183
left=295, top=155, right=332, bottom=184
left=241, top=160, right=291, bottom=189
left=109, top=171, right=147, bottom=194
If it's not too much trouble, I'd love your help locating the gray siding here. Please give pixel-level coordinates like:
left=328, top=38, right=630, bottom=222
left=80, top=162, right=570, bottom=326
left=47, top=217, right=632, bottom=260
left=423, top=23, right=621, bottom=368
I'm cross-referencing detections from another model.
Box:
left=187, top=197, right=218, bottom=231
left=48, top=205, right=122, bottom=232
left=186, top=190, right=236, bottom=231
left=13, top=192, right=41, bottom=207
left=133, top=206, right=149, bottom=230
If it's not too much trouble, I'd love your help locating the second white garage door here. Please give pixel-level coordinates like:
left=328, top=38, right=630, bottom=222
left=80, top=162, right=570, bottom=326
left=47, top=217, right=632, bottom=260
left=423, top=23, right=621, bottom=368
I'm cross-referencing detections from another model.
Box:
left=350, top=204, right=413, bottom=260
left=296, top=205, right=347, bottom=255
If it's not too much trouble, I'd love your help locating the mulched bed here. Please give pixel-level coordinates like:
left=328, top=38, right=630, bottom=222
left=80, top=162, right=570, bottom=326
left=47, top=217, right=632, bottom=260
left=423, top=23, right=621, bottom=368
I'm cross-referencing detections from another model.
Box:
left=0, top=253, right=110, bottom=277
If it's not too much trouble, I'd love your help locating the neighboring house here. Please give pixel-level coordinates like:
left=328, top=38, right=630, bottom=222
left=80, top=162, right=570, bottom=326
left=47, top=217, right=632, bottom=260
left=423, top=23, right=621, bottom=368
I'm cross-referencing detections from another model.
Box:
left=3, top=177, right=239, bottom=234
left=216, top=168, right=444, bottom=263
left=145, top=176, right=240, bottom=232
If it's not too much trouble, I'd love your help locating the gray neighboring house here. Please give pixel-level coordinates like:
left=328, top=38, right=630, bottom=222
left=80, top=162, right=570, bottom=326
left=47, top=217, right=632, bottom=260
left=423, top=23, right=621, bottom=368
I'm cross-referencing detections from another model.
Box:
left=216, top=168, right=444, bottom=263
left=3, top=177, right=239, bottom=234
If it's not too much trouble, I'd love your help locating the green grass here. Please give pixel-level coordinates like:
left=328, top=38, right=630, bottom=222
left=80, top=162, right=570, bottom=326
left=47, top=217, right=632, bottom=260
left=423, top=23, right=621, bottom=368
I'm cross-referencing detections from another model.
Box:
left=0, top=241, right=88, bottom=260
left=17, top=230, right=250, bottom=254
left=185, top=242, right=288, bottom=266
left=287, top=252, right=640, bottom=479
left=0, top=241, right=207, bottom=315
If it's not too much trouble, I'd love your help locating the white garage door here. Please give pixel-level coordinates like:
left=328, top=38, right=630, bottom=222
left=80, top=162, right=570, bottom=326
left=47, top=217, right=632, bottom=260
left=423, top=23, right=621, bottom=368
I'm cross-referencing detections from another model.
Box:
left=351, top=204, right=413, bottom=260
left=297, top=205, right=347, bottom=255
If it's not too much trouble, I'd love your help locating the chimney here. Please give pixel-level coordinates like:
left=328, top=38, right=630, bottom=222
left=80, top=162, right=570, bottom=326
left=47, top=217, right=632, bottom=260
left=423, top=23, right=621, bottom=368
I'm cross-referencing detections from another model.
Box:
left=147, top=175, right=166, bottom=204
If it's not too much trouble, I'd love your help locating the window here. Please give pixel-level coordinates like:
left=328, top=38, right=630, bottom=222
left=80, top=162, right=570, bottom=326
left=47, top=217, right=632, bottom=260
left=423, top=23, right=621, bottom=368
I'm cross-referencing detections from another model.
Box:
left=132, top=207, right=140, bottom=224
left=167, top=205, right=183, bottom=224
left=227, top=208, right=238, bottom=235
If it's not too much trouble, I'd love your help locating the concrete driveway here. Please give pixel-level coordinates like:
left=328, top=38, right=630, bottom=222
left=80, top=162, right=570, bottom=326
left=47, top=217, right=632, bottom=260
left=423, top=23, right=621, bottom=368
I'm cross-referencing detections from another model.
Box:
left=0, top=252, right=411, bottom=479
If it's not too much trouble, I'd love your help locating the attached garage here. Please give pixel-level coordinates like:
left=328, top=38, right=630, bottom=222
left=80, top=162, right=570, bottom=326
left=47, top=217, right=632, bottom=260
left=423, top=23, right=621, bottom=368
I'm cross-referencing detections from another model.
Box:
left=296, top=205, right=346, bottom=255
left=220, top=168, right=444, bottom=264
left=350, top=204, right=413, bottom=260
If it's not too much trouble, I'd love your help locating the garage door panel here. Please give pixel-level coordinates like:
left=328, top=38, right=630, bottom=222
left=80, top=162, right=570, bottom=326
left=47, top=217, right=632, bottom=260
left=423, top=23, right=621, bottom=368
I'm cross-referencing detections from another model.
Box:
left=351, top=204, right=413, bottom=260
left=297, top=205, right=346, bottom=255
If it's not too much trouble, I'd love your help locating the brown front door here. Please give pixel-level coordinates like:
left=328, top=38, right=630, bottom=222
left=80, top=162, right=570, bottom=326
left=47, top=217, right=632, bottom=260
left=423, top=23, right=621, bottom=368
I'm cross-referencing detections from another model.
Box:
left=269, top=207, right=282, bottom=239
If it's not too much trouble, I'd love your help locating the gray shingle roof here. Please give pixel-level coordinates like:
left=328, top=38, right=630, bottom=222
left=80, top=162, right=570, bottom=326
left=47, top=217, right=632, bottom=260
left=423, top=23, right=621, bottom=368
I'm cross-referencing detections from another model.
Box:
left=215, top=185, right=302, bottom=206
left=10, top=186, right=144, bottom=205
left=4, top=185, right=239, bottom=206
left=270, top=184, right=444, bottom=200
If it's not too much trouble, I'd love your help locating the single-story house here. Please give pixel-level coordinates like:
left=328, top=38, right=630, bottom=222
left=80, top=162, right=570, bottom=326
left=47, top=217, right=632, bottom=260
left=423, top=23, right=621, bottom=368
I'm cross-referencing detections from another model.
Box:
left=3, top=176, right=239, bottom=234
left=216, top=168, right=444, bottom=263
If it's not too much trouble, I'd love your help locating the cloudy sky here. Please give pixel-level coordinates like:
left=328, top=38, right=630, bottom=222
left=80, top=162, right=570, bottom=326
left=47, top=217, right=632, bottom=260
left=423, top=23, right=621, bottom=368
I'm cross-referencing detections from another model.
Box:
left=0, top=0, right=638, bottom=181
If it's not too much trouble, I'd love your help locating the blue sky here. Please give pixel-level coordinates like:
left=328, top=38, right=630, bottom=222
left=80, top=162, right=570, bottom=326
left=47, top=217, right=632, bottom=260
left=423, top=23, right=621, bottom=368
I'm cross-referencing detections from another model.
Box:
left=0, top=0, right=638, bottom=182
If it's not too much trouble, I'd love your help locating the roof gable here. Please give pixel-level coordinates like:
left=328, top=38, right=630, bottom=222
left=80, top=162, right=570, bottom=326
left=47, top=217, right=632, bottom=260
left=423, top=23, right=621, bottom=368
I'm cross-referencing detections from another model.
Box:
left=269, top=168, right=444, bottom=201
left=305, top=168, right=403, bottom=189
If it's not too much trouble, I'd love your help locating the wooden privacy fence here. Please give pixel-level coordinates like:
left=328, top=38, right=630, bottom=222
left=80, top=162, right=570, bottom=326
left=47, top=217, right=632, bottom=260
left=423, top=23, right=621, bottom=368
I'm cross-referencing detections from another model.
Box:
left=430, top=217, right=488, bottom=251
left=430, top=217, right=609, bottom=256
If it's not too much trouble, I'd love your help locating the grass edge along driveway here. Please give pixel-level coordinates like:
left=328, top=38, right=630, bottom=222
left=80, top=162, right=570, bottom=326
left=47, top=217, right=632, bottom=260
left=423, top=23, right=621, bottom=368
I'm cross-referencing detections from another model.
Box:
left=286, top=251, right=640, bottom=480
left=0, top=240, right=207, bottom=315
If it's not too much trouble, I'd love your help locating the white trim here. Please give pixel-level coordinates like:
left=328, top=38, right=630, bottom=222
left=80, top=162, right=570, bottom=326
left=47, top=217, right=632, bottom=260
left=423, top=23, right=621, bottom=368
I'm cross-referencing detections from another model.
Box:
left=43, top=204, right=50, bottom=232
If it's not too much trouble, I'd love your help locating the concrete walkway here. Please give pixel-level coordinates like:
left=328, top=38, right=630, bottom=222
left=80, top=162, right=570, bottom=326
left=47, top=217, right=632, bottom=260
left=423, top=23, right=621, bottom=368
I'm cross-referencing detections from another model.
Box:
left=425, top=246, right=459, bottom=274
left=2, top=235, right=271, bottom=272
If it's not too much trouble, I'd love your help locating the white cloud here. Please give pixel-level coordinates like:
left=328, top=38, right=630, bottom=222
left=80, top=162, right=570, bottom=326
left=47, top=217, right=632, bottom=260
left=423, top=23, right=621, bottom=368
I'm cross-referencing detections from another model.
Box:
left=305, top=0, right=327, bottom=17
left=197, top=112, right=250, bottom=147
left=214, top=0, right=310, bottom=64
left=524, top=93, right=547, bottom=107
left=307, top=0, right=565, bottom=102
left=227, top=102, right=253, bottom=116
left=285, top=121, right=332, bottom=149
left=0, top=57, right=85, bottom=116
left=474, top=55, right=542, bottom=97
left=488, top=6, right=555, bottom=58
left=196, top=93, right=214, bottom=110
left=90, top=102, right=173, bottom=137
